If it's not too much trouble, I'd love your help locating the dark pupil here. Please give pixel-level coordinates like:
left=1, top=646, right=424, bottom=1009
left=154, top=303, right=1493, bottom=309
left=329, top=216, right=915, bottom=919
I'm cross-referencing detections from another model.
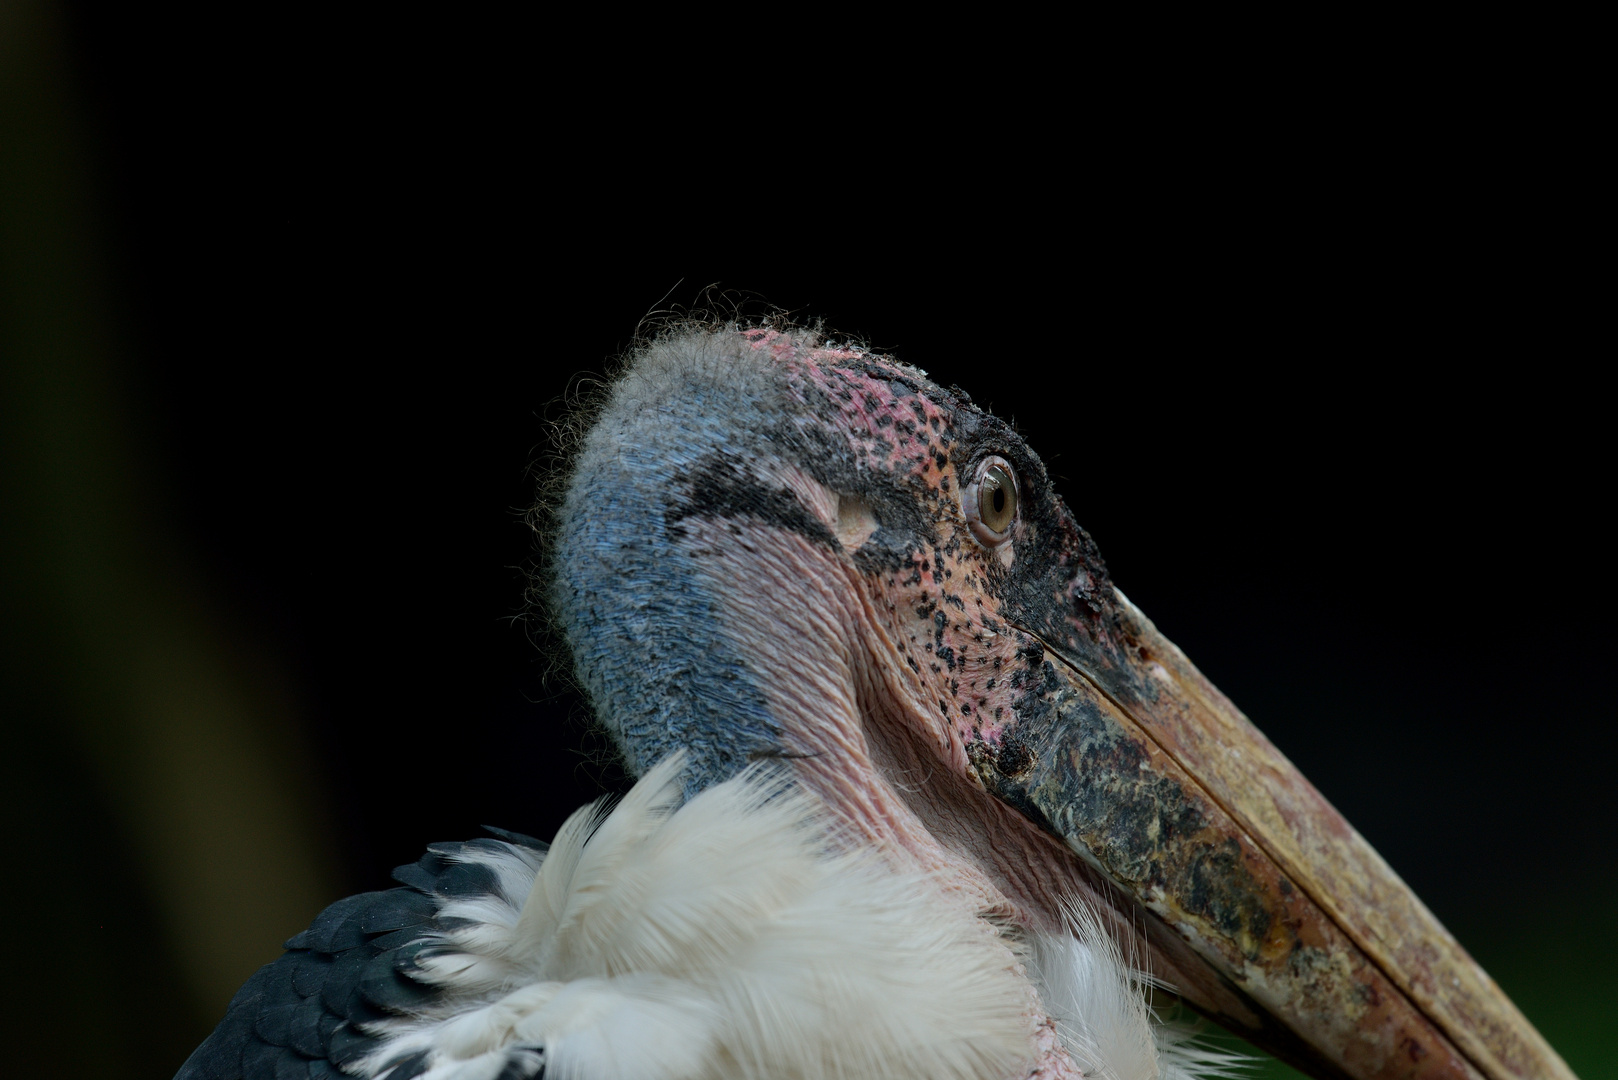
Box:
left=991, top=485, right=1005, bottom=513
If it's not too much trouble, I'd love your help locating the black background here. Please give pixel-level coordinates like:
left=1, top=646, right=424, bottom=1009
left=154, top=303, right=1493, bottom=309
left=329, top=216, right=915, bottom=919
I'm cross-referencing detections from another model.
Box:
left=3, top=5, right=1609, bottom=1077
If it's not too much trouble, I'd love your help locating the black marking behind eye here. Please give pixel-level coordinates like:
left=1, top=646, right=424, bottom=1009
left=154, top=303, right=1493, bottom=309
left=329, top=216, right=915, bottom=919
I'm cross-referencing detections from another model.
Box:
left=667, top=454, right=835, bottom=548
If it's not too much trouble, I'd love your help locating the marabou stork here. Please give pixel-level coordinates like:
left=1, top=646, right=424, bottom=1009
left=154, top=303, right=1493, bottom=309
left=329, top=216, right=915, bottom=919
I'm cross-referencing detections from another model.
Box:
left=177, top=324, right=1570, bottom=1080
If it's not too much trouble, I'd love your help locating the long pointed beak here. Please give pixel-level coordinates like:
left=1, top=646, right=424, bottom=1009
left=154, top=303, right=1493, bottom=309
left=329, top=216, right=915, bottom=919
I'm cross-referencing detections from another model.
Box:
left=974, top=589, right=1570, bottom=1080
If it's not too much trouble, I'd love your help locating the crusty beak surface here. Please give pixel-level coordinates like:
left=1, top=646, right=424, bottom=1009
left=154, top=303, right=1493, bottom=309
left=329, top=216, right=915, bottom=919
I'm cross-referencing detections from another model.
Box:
left=975, top=590, right=1571, bottom=1080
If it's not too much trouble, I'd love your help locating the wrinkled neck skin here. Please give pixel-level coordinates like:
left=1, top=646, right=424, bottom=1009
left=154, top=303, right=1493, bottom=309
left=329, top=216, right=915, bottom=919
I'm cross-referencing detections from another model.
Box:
left=667, top=507, right=1092, bottom=933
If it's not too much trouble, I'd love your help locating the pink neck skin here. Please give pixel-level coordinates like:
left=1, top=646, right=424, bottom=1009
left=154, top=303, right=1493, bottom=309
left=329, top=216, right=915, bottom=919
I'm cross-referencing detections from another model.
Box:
left=672, top=514, right=1097, bottom=1078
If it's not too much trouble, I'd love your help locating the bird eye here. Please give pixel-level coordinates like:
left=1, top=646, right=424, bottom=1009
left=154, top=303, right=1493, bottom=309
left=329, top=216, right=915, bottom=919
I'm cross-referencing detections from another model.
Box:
left=963, top=458, right=1018, bottom=546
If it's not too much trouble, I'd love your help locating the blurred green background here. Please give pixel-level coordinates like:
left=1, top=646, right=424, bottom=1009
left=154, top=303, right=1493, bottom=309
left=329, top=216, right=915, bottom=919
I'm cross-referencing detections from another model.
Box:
left=3, top=3, right=1607, bottom=1077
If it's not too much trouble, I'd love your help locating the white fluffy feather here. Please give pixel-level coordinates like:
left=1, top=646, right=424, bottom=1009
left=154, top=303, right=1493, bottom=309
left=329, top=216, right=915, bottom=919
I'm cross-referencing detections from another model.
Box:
left=364, top=754, right=1036, bottom=1079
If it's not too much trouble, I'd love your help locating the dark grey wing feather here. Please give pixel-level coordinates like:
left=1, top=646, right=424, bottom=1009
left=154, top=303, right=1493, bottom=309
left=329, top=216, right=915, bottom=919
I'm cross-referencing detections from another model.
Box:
left=175, top=835, right=546, bottom=1080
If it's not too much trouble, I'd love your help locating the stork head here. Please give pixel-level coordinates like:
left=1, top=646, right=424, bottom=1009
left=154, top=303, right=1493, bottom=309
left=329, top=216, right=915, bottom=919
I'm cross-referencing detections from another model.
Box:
left=549, top=324, right=1565, bottom=1080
